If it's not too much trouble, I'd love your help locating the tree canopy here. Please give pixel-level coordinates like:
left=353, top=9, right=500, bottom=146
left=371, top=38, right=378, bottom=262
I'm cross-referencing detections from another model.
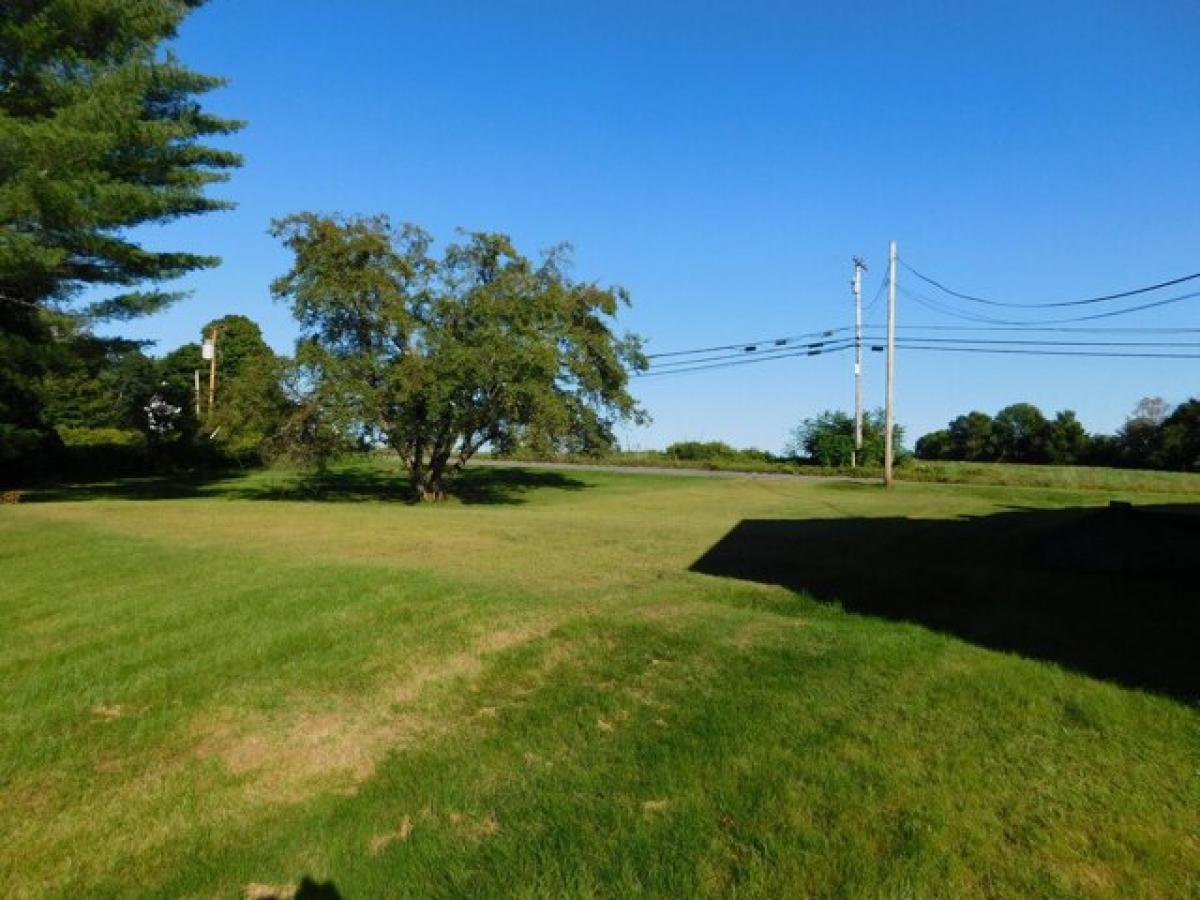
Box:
left=270, top=214, right=647, bottom=499
left=786, top=409, right=899, bottom=467
left=0, top=0, right=242, bottom=316
left=915, top=398, right=1199, bottom=471
left=199, top=315, right=289, bottom=452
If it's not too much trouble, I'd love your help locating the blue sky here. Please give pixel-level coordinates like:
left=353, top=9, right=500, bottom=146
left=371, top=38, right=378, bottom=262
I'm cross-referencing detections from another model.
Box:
left=111, top=1, right=1200, bottom=451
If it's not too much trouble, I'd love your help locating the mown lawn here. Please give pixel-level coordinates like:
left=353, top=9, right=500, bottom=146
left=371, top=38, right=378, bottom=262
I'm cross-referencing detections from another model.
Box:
left=488, top=451, right=1200, bottom=495
left=1, top=462, right=1197, bottom=898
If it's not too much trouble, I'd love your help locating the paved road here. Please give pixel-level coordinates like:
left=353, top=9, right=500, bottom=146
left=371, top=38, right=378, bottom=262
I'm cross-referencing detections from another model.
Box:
left=472, top=458, right=873, bottom=483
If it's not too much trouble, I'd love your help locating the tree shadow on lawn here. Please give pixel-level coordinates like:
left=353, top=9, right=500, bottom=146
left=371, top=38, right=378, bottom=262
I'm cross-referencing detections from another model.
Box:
left=18, top=473, right=220, bottom=503
left=220, top=464, right=587, bottom=505
left=294, top=877, right=342, bottom=899
left=19, top=465, right=587, bottom=506
left=691, top=502, right=1200, bottom=702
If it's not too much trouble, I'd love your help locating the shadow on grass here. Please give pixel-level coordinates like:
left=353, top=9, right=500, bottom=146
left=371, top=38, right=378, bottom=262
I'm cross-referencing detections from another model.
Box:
left=691, top=503, right=1200, bottom=702
left=294, top=877, right=342, bottom=899
left=220, top=465, right=587, bottom=505
left=19, top=464, right=587, bottom=506
left=19, top=473, right=221, bottom=503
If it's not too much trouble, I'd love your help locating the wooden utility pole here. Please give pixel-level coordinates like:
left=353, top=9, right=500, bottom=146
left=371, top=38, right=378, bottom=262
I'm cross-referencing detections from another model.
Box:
left=851, top=257, right=866, bottom=467
left=884, top=240, right=897, bottom=489
left=206, top=326, right=219, bottom=419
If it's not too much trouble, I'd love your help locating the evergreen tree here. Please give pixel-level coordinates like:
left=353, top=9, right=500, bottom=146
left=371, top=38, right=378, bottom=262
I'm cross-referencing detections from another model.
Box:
left=0, top=0, right=242, bottom=469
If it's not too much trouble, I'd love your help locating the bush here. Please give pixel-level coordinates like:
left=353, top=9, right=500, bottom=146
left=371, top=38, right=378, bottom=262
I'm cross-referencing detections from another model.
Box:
left=664, top=441, right=776, bottom=463
left=665, top=440, right=738, bottom=461
left=56, top=427, right=146, bottom=448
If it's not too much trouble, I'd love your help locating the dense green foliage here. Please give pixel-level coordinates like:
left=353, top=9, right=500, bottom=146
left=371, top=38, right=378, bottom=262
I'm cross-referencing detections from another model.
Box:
left=785, top=408, right=900, bottom=466
left=41, top=328, right=157, bottom=432
left=270, top=214, right=647, bottom=499
left=916, top=403, right=1087, bottom=464
left=195, top=314, right=290, bottom=453
left=3, top=312, right=290, bottom=483
left=2, top=463, right=1196, bottom=896
left=663, top=440, right=773, bottom=463
left=0, top=0, right=241, bottom=473
left=916, top=397, right=1200, bottom=471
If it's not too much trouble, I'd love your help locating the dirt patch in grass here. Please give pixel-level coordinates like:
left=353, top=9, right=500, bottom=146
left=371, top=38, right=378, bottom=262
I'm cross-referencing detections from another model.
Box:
left=243, top=883, right=296, bottom=900
left=369, top=816, right=413, bottom=854
left=89, top=703, right=149, bottom=722
left=193, top=621, right=561, bottom=803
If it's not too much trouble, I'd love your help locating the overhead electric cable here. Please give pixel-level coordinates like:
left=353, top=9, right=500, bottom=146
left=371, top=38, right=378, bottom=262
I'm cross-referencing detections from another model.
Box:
left=888, top=343, right=1200, bottom=361
left=898, top=284, right=1200, bottom=325
left=875, top=335, right=1200, bottom=348
left=862, top=270, right=888, bottom=315
left=644, top=326, right=853, bottom=360
left=636, top=341, right=855, bottom=377
left=645, top=338, right=852, bottom=370
left=886, top=323, right=1200, bottom=335
left=899, top=258, right=1200, bottom=308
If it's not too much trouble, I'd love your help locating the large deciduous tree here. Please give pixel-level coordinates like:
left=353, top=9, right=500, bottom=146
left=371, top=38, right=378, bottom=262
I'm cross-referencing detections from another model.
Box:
left=0, top=0, right=242, bottom=468
left=270, top=214, right=647, bottom=500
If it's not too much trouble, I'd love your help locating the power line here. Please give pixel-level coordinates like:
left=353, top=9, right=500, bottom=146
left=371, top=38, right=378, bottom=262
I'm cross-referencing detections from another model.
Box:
left=863, top=269, right=888, bottom=315
left=898, top=284, right=1200, bottom=325
left=887, top=323, right=1200, bottom=335
left=644, top=326, right=854, bottom=360
left=643, top=339, right=855, bottom=374
left=636, top=341, right=855, bottom=377
left=645, top=337, right=855, bottom=371
left=865, top=334, right=1200, bottom=348
left=635, top=256, right=1200, bottom=379
left=899, top=258, right=1200, bottom=308
left=641, top=322, right=1200, bottom=376
left=886, top=342, right=1200, bottom=361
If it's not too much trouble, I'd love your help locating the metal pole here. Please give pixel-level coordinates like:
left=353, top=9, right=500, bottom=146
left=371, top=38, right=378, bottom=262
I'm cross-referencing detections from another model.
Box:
left=884, top=241, right=897, bottom=489
left=207, top=327, right=219, bottom=419
left=852, top=257, right=865, bottom=466
left=193, top=369, right=201, bottom=419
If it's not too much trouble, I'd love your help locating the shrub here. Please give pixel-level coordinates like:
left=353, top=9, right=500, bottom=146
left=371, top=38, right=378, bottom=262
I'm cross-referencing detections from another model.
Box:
left=665, top=441, right=738, bottom=461
left=56, top=427, right=146, bottom=448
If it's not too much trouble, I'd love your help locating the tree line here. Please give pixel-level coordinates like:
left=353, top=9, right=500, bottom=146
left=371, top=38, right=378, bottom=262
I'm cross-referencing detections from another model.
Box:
left=914, top=398, right=1200, bottom=471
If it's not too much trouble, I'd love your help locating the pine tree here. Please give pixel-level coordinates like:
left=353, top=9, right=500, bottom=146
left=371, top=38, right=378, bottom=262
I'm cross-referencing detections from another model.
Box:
left=0, top=0, right=242, bottom=473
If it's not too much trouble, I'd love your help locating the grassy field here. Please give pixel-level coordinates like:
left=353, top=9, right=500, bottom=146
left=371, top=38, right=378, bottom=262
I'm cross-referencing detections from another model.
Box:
left=487, top=451, right=1200, bottom=495
left=1, top=461, right=1198, bottom=898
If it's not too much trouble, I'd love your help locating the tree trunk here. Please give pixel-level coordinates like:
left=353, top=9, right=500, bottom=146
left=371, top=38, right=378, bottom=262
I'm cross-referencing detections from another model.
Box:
left=411, top=460, right=447, bottom=502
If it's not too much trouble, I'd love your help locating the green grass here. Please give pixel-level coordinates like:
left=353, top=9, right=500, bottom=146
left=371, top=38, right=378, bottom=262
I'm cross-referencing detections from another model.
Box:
left=487, top=450, right=1200, bottom=494
left=2, top=461, right=1198, bottom=898
left=897, top=458, right=1200, bottom=493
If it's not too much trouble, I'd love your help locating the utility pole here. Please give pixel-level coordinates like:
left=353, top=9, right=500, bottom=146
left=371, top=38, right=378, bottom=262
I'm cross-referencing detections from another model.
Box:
left=206, top=326, right=219, bottom=419
left=851, top=257, right=866, bottom=467
left=884, top=240, right=897, bottom=489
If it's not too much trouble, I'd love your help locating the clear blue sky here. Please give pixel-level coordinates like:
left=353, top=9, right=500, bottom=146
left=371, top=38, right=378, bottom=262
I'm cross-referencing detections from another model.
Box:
left=110, top=0, right=1200, bottom=451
